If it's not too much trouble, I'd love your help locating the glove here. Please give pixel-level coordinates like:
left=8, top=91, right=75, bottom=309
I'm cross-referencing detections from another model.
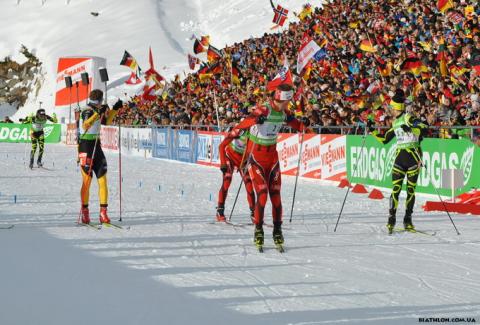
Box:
left=112, top=99, right=123, bottom=110
left=256, top=115, right=266, bottom=124
left=366, top=120, right=375, bottom=132
left=401, top=124, right=412, bottom=132
left=220, top=165, right=228, bottom=174
left=96, top=104, right=108, bottom=115
left=18, top=118, right=24, bottom=122
left=300, top=116, right=310, bottom=127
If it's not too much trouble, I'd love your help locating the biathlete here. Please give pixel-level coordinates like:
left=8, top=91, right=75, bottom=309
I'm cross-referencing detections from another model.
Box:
left=232, top=83, right=311, bottom=249
left=370, top=89, right=428, bottom=234
left=78, top=89, right=122, bottom=225
left=216, top=128, right=255, bottom=222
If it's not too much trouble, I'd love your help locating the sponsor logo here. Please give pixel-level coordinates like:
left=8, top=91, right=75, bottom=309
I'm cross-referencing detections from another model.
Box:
left=281, top=141, right=298, bottom=168
left=460, top=145, right=474, bottom=184
left=178, top=133, right=190, bottom=149
left=321, top=144, right=345, bottom=173
left=0, top=126, right=29, bottom=141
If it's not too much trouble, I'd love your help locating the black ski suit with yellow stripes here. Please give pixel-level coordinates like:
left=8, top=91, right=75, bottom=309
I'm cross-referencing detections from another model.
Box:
left=78, top=103, right=118, bottom=209
left=372, top=113, right=428, bottom=220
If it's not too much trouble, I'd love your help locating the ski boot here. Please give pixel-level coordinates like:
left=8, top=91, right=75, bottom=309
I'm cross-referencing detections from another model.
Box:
left=254, top=225, right=264, bottom=252
left=99, top=207, right=111, bottom=224
left=273, top=223, right=285, bottom=252
left=80, top=206, right=90, bottom=224
left=216, top=206, right=226, bottom=222
left=37, top=160, right=43, bottom=168
left=403, top=215, right=415, bottom=232
left=386, top=214, right=396, bottom=235
left=29, top=157, right=34, bottom=169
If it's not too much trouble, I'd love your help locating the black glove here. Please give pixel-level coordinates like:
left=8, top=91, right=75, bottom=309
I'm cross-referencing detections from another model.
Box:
left=300, top=116, right=310, bottom=127
left=366, top=119, right=375, bottom=132
left=18, top=118, right=24, bottom=122
left=112, top=99, right=123, bottom=110
left=220, top=165, right=228, bottom=174
left=96, top=104, right=108, bottom=115
left=256, top=115, right=266, bottom=124
left=401, top=124, right=412, bottom=132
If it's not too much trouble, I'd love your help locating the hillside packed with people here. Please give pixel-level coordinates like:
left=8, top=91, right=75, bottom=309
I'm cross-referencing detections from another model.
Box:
left=113, top=0, right=480, bottom=141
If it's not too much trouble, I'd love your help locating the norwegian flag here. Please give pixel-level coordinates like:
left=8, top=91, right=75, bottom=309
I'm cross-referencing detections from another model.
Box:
left=272, top=5, right=288, bottom=27
left=266, top=57, right=293, bottom=91
left=188, top=54, right=198, bottom=70
left=125, top=71, right=142, bottom=85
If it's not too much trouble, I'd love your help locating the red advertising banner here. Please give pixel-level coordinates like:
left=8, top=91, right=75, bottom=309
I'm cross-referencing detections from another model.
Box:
left=100, top=126, right=119, bottom=151
left=65, top=123, right=78, bottom=145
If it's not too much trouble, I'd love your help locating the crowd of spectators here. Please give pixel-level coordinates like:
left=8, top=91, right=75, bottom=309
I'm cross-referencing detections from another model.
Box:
left=113, top=0, right=480, bottom=141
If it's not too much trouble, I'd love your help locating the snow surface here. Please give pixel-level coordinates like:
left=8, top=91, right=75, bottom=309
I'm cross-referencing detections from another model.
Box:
left=1, top=142, right=480, bottom=324
left=1, top=0, right=323, bottom=119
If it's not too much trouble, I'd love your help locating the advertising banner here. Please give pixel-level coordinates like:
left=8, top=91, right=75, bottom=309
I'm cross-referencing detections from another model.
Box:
left=0, top=123, right=61, bottom=143
left=347, top=136, right=480, bottom=196
left=152, top=127, right=172, bottom=159
left=173, top=130, right=196, bottom=163
left=196, top=131, right=225, bottom=166
left=277, top=133, right=300, bottom=176
left=318, top=134, right=347, bottom=181
left=100, top=126, right=119, bottom=151
left=120, top=127, right=152, bottom=158
left=65, top=123, right=78, bottom=145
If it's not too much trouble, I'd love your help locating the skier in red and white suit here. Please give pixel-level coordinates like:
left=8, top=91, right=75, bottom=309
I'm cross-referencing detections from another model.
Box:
left=232, top=84, right=311, bottom=246
left=216, top=128, right=255, bottom=222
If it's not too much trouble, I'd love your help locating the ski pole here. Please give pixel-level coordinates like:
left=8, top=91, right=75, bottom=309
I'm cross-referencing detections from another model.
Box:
left=289, top=128, right=305, bottom=223
left=423, top=162, right=460, bottom=235
left=334, top=125, right=367, bottom=232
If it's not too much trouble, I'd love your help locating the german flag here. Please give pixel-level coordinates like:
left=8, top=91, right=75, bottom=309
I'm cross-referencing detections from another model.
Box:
left=359, top=40, right=376, bottom=53
left=437, top=0, right=453, bottom=13
left=120, top=50, right=139, bottom=71
left=193, top=39, right=206, bottom=54
left=207, top=45, right=223, bottom=63
left=401, top=58, right=428, bottom=76
left=436, top=37, right=448, bottom=77
left=231, top=62, right=243, bottom=85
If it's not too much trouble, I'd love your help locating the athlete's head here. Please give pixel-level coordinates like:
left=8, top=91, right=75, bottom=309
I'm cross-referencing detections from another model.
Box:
left=36, top=108, right=46, bottom=119
left=89, top=89, right=104, bottom=104
left=273, top=84, right=293, bottom=110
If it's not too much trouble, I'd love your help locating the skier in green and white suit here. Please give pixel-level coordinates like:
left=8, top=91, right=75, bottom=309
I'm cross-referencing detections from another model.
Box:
left=21, top=108, right=57, bottom=169
left=369, top=89, right=428, bottom=234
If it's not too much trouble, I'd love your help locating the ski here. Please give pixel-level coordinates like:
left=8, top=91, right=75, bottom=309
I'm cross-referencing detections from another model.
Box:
left=256, top=244, right=264, bottom=253
left=393, top=227, right=436, bottom=236
left=77, top=222, right=100, bottom=230
left=102, top=222, right=129, bottom=230
left=0, top=225, right=14, bottom=230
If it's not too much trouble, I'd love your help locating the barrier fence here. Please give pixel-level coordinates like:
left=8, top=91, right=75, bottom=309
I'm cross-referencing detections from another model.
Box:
left=59, top=124, right=479, bottom=196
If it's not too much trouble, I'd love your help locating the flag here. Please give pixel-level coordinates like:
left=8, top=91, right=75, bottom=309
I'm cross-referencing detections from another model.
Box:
left=207, top=45, right=223, bottom=63
left=231, top=61, right=243, bottom=85
left=298, top=4, right=312, bottom=21
left=437, top=0, right=453, bottom=13
left=143, top=47, right=164, bottom=100
left=401, top=58, right=428, bottom=76
left=437, top=37, right=448, bottom=77
left=359, top=40, right=376, bottom=53
left=200, top=35, right=210, bottom=47
left=125, top=71, right=142, bottom=85
left=296, top=34, right=321, bottom=74
left=267, top=57, right=293, bottom=91
left=120, top=50, right=140, bottom=71
left=188, top=54, right=198, bottom=70
left=193, top=39, right=206, bottom=54
left=272, top=5, right=289, bottom=27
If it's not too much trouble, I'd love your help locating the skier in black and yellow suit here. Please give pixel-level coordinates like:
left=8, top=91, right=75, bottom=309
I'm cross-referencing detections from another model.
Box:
left=369, top=89, right=428, bottom=234
left=21, top=109, right=58, bottom=169
left=78, top=89, right=122, bottom=225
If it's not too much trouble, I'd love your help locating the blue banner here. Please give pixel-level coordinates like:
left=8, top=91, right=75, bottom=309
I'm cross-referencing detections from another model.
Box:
left=174, top=130, right=196, bottom=163
left=152, top=127, right=171, bottom=159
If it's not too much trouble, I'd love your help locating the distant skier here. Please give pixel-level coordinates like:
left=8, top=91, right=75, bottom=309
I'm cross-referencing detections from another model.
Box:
left=232, top=83, right=311, bottom=250
left=369, top=89, right=428, bottom=234
left=78, top=89, right=122, bottom=225
left=216, top=127, right=255, bottom=222
left=20, top=108, right=58, bottom=169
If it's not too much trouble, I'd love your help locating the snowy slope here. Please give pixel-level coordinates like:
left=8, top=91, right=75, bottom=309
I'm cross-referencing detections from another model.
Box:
left=1, top=143, right=480, bottom=324
left=1, top=0, right=322, bottom=120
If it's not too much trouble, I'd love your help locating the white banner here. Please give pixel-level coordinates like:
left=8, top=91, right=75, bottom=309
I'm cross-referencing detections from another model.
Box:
left=296, top=35, right=321, bottom=74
